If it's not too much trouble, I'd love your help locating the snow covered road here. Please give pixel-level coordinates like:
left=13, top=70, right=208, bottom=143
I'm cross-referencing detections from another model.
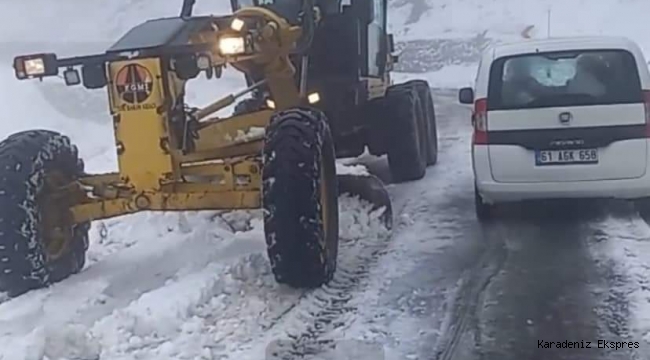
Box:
left=357, top=91, right=650, bottom=360
left=2, top=88, right=650, bottom=360
left=0, top=89, right=473, bottom=360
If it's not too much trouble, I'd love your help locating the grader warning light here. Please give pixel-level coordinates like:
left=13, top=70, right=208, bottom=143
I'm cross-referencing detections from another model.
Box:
left=1, top=0, right=439, bottom=298
left=231, top=17, right=246, bottom=31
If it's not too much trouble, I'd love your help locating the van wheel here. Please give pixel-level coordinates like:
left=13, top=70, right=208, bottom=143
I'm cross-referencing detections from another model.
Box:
left=385, top=83, right=427, bottom=182
left=475, top=186, right=494, bottom=221
left=634, top=198, right=650, bottom=218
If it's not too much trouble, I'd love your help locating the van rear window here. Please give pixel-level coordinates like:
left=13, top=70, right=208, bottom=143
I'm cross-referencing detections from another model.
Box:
left=487, top=49, right=643, bottom=110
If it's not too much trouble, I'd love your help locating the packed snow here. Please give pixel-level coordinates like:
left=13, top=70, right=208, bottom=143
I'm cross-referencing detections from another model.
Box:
left=335, top=163, right=370, bottom=176
left=0, top=194, right=392, bottom=360
left=589, top=215, right=650, bottom=344
left=227, top=127, right=266, bottom=143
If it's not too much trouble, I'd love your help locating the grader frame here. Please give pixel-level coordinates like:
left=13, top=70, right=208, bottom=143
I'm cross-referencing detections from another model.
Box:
left=16, top=7, right=316, bottom=225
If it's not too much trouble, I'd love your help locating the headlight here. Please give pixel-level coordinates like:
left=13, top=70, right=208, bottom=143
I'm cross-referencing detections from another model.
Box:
left=13, top=53, right=58, bottom=79
left=24, top=58, right=45, bottom=76
left=308, top=92, right=320, bottom=104
left=219, top=36, right=246, bottom=56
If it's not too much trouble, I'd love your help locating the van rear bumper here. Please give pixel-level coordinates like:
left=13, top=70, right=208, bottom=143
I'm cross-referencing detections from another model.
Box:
left=472, top=145, right=650, bottom=203
left=477, top=177, right=650, bottom=203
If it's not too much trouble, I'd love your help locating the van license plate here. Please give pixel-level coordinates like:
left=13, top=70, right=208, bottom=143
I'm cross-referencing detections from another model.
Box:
left=535, top=149, right=598, bottom=165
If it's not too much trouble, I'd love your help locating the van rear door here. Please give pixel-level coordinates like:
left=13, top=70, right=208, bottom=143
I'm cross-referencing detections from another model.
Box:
left=484, top=49, right=648, bottom=183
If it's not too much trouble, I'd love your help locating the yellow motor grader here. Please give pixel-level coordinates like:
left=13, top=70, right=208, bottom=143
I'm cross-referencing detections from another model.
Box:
left=1, top=0, right=438, bottom=297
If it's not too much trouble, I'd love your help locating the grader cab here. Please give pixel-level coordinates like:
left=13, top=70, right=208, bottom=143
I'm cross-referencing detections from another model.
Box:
left=2, top=0, right=438, bottom=297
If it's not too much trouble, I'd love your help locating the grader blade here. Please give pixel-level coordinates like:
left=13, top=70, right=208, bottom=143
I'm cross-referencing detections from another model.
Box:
left=337, top=174, right=393, bottom=230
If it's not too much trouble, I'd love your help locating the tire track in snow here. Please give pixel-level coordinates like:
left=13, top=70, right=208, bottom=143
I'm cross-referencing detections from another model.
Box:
left=261, top=195, right=392, bottom=359
left=434, top=226, right=506, bottom=360
left=587, top=208, right=650, bottom=350
left=200, top=195, right=392, bottom=359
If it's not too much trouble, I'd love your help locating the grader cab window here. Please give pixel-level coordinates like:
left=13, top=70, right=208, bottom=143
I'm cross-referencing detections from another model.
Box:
left=230, top=0, right=305, bottom=22
left=231, top=0, right=266, bottom=9
left=231, top=0, right=302, bottom=10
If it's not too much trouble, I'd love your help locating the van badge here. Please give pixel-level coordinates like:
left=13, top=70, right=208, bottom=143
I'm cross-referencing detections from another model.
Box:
left=559, top=111, right=572, bottom=124
left=549, top=139, right=584, bottom=147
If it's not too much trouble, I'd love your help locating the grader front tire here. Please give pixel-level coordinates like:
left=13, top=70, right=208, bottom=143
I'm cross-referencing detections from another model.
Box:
left=262, top=108, right=339, bottom=288
left=0, top=130, right=89, bottom=297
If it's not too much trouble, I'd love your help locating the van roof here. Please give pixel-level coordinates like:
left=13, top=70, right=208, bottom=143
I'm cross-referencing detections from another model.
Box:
left=486, top=36, right=643, bottom=59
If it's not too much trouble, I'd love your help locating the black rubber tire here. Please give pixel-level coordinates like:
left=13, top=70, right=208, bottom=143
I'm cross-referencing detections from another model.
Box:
left=408, top=80, right=439, bottom=166
left=232, top=97, right=267, bottom=116
left=634, top=198, right=650, bottom=218
left=475, top=185, right=494, bottom=222
left=262, top=108, right=339, bottom=288
left=385, top=83, right=427, bottom=182
left=0, top=130, right=89, bottom=297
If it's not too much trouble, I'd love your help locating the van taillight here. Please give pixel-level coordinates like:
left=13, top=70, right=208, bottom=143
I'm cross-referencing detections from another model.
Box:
left=472, top=98, right=488, bottom=144
left=644, top=90, right=650, bottom=137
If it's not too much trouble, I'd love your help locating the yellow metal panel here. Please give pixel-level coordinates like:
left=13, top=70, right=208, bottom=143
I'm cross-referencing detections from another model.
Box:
left=179, top=140, right=264, bottom=163
left=108, top=58, right=174, bottom=190
left=70, top=190, right=261, bottom=223
left=193, top=110, right=272, bottom=152
left=233, top=159, right=261, bottom=190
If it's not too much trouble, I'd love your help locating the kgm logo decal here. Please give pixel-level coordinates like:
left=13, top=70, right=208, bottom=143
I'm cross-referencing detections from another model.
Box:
left=115, top=63, right=156, bottom=111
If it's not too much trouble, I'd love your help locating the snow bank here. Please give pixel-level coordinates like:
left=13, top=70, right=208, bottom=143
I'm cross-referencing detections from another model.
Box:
left=390, top=0, right=650, bottom=88
left=392, top=65, right=478, bottom=90
left=390, top=0, right=650, bottom=50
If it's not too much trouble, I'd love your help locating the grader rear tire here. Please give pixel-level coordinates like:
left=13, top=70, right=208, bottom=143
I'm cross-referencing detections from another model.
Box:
left=262, top=108, right=339, bottom=288
left=385, top=83, right=427, bottom=182
left=408, top=80, right=439, bottom=166
left=0, top=130, right=89, bottom=297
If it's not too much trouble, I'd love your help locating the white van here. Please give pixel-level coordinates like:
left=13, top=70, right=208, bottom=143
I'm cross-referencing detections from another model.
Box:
left=458, top=36, right=650, bottom=220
